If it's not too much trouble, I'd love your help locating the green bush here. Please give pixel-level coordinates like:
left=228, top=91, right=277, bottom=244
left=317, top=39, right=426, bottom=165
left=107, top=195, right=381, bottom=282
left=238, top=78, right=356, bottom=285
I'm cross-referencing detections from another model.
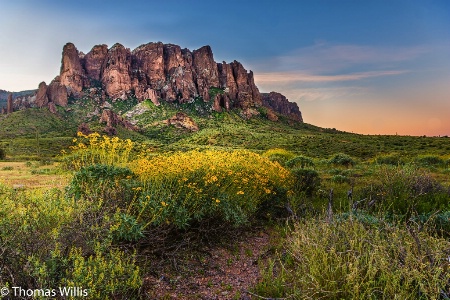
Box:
left=362, top=165, right=449, bottom=215
left=63, top=245, right=141, bottom=299
left=291, top=168, right=321, bottom=197
left=285, top=155, right=315, bottom=169
left=0, top=148, right=5, bottom=160
left=0, top=188, right=85, bottom=288
left=253, top=218, right=450, bottom=299
left=415, top=155, right=445, bottom=168
left=329, top=153, right=355, bottom=168
left=31, top=168, right=52, bottom=175
left=30, top=243, right=141, bottom=299
left=262, top=148, right=296, bottom=166
left=412, top=211, right=450, bottom=237
left=66, top=164, right=139, bottom=206
left=375, top=153, right=405, bottom=165
left=331, top=174, right=350, bottom=184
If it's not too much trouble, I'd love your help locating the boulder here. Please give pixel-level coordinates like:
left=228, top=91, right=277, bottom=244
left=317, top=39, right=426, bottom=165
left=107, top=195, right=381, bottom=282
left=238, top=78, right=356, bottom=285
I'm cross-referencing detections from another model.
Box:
left=48, top=102, right=57, bottom=114
left=77, top=123, right=92, bottom=135
left=164, top=112, right=199, bottom=132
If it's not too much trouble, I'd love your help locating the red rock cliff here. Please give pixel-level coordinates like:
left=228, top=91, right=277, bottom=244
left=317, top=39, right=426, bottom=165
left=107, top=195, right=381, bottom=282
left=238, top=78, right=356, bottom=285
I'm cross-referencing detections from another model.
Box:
left=35, top=42, right=302, bottom=121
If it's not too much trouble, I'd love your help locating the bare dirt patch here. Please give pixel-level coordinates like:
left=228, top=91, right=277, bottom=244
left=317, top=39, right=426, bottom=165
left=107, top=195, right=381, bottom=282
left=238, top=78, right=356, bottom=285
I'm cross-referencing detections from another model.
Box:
left=142, top=229, right=273, bottom=299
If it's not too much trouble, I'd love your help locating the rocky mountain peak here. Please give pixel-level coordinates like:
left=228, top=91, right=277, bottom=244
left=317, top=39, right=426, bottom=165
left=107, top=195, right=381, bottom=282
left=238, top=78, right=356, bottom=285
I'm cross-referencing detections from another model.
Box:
left=4, top=41, right=303, bottom=123
left=262, top=92, right=303, bottom=122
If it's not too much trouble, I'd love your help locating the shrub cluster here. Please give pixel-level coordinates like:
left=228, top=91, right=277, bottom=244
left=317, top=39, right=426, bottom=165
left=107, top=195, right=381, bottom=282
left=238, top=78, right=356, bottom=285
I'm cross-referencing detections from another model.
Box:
left=329, top=153, right=355, bottom=167
left=360, top=165, right=450, bottom=215
left=262, top=148, right=296, bottom=165
left=0, top=187, right=141, bottom=298
left=130, top=149, right=293, bottom=228
left=254, top=218, right=450, bottom=299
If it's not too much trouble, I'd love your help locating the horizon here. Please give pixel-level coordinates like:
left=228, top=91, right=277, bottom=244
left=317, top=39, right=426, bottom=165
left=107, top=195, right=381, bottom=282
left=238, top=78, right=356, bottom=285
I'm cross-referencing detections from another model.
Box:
left=1, top=0, right=449, bottom=136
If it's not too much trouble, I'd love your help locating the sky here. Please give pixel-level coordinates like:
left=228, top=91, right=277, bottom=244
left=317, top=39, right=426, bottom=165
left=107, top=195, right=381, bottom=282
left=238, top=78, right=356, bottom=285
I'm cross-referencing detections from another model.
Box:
left=1, top=0, right=449, bottom=136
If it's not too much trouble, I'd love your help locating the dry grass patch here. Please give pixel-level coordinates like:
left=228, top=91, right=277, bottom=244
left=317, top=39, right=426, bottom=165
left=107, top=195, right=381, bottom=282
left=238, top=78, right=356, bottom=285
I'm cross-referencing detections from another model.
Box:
left=0, top=161, right=69, bottom=189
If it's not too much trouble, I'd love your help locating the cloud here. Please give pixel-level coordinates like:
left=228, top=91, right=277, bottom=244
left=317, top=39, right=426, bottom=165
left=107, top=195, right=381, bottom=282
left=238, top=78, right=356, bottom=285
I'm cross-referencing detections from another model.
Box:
left=252, top=41, right=437, bottom=74
left=254, top=70, right=408, bottom=84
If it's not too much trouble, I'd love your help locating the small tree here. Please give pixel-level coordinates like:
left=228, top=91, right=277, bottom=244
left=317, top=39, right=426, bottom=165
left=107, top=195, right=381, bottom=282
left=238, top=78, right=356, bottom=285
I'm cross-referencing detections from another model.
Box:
left=0, top=148, right=5, bottom=160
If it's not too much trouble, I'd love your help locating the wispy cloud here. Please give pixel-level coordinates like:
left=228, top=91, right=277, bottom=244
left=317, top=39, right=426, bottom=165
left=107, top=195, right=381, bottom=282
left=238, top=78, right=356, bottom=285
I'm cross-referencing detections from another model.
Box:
left=282, top=86, right=367, bottom=102
left=255, top=70, right=408, bottom=84
left=254, top=42, right=433, bottom=74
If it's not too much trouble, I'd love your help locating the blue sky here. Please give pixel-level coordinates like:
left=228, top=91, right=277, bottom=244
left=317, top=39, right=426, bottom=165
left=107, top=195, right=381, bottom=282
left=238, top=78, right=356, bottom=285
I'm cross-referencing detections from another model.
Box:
left=1, top=0, right=449, bottom=135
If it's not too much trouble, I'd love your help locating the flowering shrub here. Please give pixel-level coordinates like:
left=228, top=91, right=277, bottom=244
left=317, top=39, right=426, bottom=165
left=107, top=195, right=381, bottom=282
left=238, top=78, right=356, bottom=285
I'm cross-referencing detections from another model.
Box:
left=130, top=149, right=293, bottom=228
left=64, top=135, right=294, bottom=235
left=62, top=132, right=134, bottom=170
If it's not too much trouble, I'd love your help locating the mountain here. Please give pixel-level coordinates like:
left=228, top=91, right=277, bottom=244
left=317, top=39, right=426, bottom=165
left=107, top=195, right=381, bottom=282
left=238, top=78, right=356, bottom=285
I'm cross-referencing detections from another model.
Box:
left=0, top=89, right=36, bottom=109
left=1, top=42, right=302, bottom=123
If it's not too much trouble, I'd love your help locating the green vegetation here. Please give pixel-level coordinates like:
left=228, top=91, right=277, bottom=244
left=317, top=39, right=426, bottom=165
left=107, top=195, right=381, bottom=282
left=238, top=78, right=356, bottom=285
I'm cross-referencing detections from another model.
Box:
left=1, top=95, right=449, bottom=299
left=253, top=218, right=450, bottom=299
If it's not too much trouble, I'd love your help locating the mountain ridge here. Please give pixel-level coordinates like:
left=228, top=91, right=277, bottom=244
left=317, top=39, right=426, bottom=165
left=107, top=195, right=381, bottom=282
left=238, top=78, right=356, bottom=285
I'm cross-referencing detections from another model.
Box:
left=1, top=42, right=302, bottom=124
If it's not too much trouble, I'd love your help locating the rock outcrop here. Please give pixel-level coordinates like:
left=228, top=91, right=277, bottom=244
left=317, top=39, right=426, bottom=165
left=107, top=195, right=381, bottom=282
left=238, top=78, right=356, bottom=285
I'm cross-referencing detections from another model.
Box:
left=35, top=82, right=49, bottom=107
left=100, top=109, right=138, bottom=132
left=134, top=86, right=159, bottom=105
left=25, top=41, right=302, bottom=122
left=192, top=46, right=220, bottom=102
left=230, top=61, right=262, bottom=110
left=46, top=42, right=272, bottom=112
left=101, top=43, right=132, bottom=99
left=60, top=43, right=85, bottom=97
left=47, top=76, right=68, bottom=107
left=7, top=93, right=13, bottom=114
left=82, top=44, right=108, bottom=82
left=261, top=92, right=303, bottom=122
left=164, top=112, right=199, bottom=132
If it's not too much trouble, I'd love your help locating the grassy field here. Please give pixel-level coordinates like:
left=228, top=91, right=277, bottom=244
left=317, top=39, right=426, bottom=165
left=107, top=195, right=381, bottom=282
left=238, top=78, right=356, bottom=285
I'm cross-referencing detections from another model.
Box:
left=0, top=161, right=69, bottom=189
left=0, top=97, right=449, bottom=299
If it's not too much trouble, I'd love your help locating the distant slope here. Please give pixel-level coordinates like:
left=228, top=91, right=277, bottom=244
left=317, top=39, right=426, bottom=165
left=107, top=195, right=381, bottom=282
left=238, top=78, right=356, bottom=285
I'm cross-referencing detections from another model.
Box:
left=1, top=91, right=449, bottom=160
left=0, top=107, right=76, bottom=139
left=0, top=89, right=36, bottom=108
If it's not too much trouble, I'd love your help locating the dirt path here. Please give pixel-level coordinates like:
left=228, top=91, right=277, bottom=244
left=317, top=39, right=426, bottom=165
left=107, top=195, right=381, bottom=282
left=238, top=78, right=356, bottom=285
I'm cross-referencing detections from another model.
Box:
left=142, top=230, right=272, bottom=299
